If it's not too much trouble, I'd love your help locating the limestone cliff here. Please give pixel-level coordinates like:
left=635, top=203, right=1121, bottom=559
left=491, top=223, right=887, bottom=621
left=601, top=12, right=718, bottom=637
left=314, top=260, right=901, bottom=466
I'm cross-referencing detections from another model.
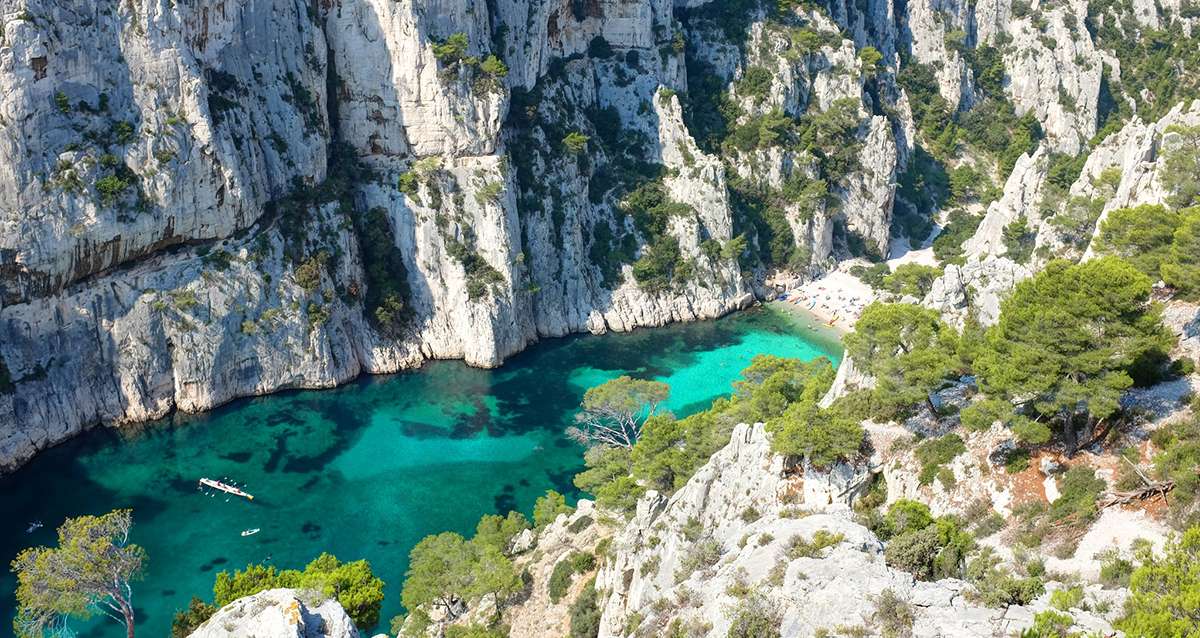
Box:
left=2, top=0, right=1198, bottom=472
left=185, top=588, right=359, bottom=638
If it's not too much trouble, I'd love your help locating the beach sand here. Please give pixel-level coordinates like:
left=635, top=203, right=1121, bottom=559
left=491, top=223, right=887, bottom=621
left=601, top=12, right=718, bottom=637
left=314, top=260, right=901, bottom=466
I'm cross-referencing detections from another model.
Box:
left=772, top=269, right=876, bottom=332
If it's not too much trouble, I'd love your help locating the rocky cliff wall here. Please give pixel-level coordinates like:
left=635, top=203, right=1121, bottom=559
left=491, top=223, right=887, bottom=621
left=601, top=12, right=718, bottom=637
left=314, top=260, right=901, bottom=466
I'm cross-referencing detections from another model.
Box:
left=2, top=0, right=1197, bottom=471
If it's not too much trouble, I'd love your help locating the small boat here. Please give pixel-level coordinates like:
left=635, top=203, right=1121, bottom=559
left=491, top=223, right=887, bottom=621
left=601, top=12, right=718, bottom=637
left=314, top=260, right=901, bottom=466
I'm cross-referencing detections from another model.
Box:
left=26, top=521, right=42, bottom=533
left=199, top=477, right=255, bottom=500
left=241, top=528, right=261, bottom=537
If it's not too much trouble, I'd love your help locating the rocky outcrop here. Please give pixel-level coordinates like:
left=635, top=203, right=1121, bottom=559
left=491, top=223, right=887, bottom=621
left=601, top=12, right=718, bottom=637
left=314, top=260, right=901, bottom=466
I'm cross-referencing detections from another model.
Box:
left=592, top=423, right=1118, bottom=638
left=922, top=257, right=1031, bottom=327
left=186, top=589, right=358, bottom=638
left=1079, top=100, right=1200, bottom=257
left=1, top=0, right=1196, bottom=474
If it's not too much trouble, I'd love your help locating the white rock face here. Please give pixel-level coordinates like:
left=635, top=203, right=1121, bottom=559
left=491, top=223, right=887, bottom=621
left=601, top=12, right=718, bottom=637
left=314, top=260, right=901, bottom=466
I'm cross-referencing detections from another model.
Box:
left=1080, top=100, right=1200, bottom=258
left=1000, top=0, right=1101, bottom=154
left=187, top=589, right=358, bottom=638
left=0, top=0, right=330, bottom=305
left=923, top=257, right=1032, bottom=327
left=593, top=423, right=1117, bottom=638
left=1, top=0, right=1196, bottom=474
left=962, top=150, right=1047, bottom=263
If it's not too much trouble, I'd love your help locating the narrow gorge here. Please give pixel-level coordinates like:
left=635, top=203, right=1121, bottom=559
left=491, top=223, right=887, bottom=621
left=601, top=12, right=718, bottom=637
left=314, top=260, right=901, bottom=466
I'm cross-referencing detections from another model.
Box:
left=2, top=0, right=1200, bottom=636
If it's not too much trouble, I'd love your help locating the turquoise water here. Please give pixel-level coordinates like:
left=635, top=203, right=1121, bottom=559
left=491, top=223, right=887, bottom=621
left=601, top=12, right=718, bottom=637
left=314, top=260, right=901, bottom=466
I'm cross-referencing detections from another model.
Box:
left=0, top=307, right=839, bottom=637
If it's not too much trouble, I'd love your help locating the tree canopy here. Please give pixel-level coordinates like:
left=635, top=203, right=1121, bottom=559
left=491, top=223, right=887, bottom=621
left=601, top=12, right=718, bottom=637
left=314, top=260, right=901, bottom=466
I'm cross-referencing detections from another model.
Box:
left=401, top=531, right=521, bottom=622
left=843, top=302, right=960, bottom=419
left=974, top=257, right=1171, bottom=453
left=208, top=553, right=385, bottom=629
left=569, top=376, right=670, bottom=448
left=11, top=509, right=145, bottom=638
left=1117, top=525, right=1200, bottom=636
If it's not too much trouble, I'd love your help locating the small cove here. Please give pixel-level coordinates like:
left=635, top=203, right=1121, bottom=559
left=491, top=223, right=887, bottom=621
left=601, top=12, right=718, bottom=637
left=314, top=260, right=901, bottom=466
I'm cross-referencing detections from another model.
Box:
left=0, top=306, right=840, bottom=637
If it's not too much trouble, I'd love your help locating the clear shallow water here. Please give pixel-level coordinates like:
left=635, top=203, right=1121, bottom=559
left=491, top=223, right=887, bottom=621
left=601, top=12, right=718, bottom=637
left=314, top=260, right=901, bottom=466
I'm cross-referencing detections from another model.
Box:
left=0, top=307, right=839, bottom=637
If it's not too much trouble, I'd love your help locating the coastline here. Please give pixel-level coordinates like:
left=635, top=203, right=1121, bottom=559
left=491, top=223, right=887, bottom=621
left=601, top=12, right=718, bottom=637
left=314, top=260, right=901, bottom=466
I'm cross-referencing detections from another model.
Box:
left=769, top=269, right=876, bottom=333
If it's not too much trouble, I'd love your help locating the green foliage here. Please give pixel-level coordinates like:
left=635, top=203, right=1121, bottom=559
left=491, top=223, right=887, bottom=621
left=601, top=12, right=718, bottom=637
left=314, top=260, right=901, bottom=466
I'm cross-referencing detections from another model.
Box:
left=1049, top=586, right=1084, bottom=611
left=444, top=624, right=508, bottom=638
left=882, top=264, right=942, bottom=298
left=54, top=91, right=70, bottom=113
left=433, top=33, right=471, bottom=66
left=738, top=66, right=775, bottom=101
left=1001, top=218, right=1036, bottom=264
left=171, top=597, right=216, bottom=638
left=632, top=237, right=692, bottom=293
left=1162, top=209, right=1200, bottom=300
left=548, top=552, right=595, bottom=603
left=975, top=258, right=1171, bottom=453
left=95, top=174, right=130, bottom=205
left=445, top=234, right=505, bottom=301
left=473, top=512, right=531, bottom=553
left=401, top=532, right=520, bottom=621
left=858, top=46, right=884, bottom=76
left=574, top=446, right=644, bottom=514
left=1147, top=416, right=1200, bottom=528
left=768, top=398, right=864, bottom=467
left=1162, top=125, right=1200, bottom=208
left=786, top=530, right=846, bottom=559
left=880, top=500, right=934, bottom=540
left=11, top=510, right=146, bottom=638
left=479, top=55, right=508, bottom=78
left=533, top=490, right=575, bottom=529
left=882, top=505, right=973, bottom=581
left=1117, top=525, right=1200, bottom=636
left=1094, top=204, right=1200, bottom=300
left=915, top=434, right=966, bottom=486
left=843, top=303, right=960, bottom=419
left=571, top=376, right=670, bottom=449
left=851, top=263, right=891, bottom=289
left=350, top=209, right=412, bottom=335
left=568, top=577, right=601, bottom=638
left=933, top=210, right=983, bottom=264
left=211, top=553, right=385, bottom=628
left=724, top=592, right=782, bottom=638
left=1021, top=610, right=1075, bottom=638
left=872, top=589, right=915, bottom=638
left=1093, top=204, right=1183, bottom=276
left=562, top=131, right=590, bottom=155
left=965, top=547, right=1045, bottom=607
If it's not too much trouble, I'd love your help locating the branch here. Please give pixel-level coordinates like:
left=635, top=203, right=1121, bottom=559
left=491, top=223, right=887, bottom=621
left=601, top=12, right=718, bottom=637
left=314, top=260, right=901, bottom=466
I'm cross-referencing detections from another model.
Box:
left=1097, top=480, right=1176, bottom=509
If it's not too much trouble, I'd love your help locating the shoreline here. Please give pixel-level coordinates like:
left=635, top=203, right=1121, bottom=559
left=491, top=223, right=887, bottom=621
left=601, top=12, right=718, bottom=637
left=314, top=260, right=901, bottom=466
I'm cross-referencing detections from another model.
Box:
left=769, top=269, right=876, bottom=333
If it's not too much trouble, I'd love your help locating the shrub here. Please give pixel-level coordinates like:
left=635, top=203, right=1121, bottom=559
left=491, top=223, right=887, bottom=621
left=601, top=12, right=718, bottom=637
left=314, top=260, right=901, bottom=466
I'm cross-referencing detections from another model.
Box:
left=1117, top=525, right=1200, bottom=636
left=965, top=547, right=1045, bottom=607
left=563, top=131, right=590, bottom=154
left=675, top=538, right=723, bottom=583
left=872, top=589, right=915, bottom=638
left=533, top=490, right=574, bottom=529
left=569, top=577, right=601, bottom=638
left=1049, top=586, right=1084, bottom=611
left=725, top=592, right=781, bottom=638
left=95, top=174, right=129, bottom=205
left=433, top=33, right=471, bottom=66
left=785, top=530, right=845, bottom=559
left=171, top=597, right=216, bottom=638
left=915, top=434, right=966, bottom=486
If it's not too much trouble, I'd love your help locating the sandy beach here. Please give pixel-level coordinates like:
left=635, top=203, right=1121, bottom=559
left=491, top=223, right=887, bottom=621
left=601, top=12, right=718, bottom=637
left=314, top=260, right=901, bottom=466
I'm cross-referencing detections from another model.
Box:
left=771, top=268, right=877, bottom=332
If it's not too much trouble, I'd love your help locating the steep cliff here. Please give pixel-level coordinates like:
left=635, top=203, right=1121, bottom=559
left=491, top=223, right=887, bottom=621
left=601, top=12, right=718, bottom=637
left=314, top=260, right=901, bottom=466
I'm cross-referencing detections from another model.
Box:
left=2, top=0, right=1199, bottom=472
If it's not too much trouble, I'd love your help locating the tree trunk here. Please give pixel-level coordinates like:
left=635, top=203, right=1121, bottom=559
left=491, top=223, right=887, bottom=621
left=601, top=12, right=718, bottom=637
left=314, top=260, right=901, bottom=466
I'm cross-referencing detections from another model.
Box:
left=121, top=600, right=135, bottom=638
left=1063, top=411, right=1078, bottom=458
